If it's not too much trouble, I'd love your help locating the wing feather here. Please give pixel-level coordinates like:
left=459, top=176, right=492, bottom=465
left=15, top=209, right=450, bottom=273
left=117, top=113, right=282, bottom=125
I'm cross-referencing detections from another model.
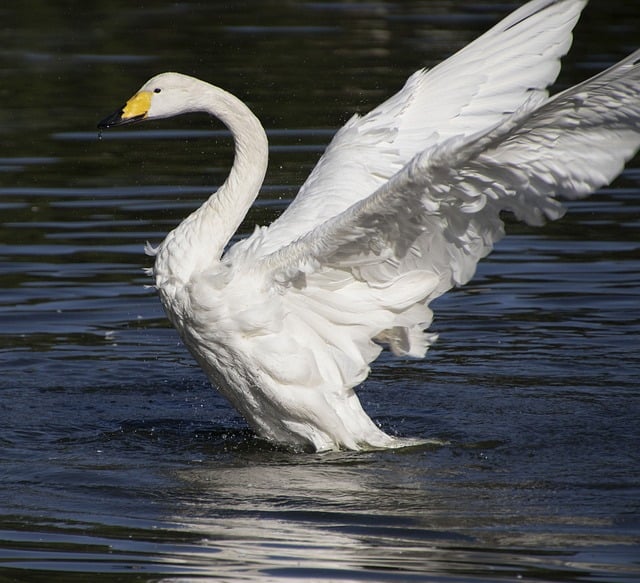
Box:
left=225, top=2, right=637, bottom=393
left=245, top=0, right=587, bottom=257
left=254, top=49, right=640, bottom=359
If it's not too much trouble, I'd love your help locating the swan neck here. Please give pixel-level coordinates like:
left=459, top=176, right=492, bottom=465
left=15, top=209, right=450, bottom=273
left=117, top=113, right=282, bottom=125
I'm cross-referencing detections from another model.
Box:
left=158, top=83, right=268, bottom=283
left=207, top=86, right=268, bottom=247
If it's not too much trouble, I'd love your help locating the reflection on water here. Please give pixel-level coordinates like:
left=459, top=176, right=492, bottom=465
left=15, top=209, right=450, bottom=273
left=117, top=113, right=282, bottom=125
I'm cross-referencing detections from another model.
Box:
left=3, top=439, right=639, bottom=581
left=1, top=0, right=640, bottom=581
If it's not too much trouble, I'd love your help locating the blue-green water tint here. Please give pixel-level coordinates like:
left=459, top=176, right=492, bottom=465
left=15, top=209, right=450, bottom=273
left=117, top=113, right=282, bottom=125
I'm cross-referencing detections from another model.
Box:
left=1, top=1, right=639, bottom=581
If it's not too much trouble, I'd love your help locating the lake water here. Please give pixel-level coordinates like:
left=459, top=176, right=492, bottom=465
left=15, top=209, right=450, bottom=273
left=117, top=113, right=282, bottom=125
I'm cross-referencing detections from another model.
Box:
left=1, top=1, right=639, bottom=581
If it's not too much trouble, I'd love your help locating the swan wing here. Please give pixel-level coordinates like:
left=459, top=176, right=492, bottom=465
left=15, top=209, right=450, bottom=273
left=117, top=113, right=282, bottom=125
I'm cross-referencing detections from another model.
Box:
left=252, top=0, right=587, bottom=256
left=250, top=49, right=640, bottom=369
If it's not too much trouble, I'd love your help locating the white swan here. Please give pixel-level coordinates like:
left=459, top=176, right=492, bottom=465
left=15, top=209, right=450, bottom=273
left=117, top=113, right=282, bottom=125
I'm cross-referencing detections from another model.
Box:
left=99, top=0, right=640, bottom=452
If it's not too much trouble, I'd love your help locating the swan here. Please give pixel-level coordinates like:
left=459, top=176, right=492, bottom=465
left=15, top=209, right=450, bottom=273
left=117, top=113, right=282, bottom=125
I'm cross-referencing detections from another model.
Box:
left=98, top=0, right=640, bottom=452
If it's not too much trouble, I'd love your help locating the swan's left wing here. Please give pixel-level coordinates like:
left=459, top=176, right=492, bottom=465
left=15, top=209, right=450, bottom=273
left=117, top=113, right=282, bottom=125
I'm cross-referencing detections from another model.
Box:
left=251, top=49, right=640, bottom=359
left=240, top=0, right=587, bottom=258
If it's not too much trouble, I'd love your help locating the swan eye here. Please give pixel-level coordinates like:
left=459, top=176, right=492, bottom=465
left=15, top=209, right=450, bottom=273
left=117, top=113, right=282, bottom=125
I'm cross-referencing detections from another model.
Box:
left=154, top=88, right=162, bottom=94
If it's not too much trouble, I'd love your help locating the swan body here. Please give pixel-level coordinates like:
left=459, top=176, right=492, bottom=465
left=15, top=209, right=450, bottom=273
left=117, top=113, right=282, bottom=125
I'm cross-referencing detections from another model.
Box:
left=99, top=0, right=640, bottom=452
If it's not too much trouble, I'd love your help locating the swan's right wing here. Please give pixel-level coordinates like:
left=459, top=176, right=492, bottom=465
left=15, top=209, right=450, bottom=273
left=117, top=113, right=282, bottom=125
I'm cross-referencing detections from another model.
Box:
left=249, top=0, right=587, bottom=257
left=253, top=49, right=640, bottom=365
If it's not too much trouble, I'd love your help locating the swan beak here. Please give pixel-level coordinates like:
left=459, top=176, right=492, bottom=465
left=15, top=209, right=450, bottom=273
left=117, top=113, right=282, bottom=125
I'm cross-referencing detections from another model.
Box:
left=98, top=90, right=152, bottom=129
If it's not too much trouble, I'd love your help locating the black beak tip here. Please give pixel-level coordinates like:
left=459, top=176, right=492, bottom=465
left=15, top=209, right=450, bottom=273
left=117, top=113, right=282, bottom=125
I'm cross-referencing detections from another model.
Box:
left=97, top=109, right=124, bottom=130
left=98, top=106, right=146, bottom=130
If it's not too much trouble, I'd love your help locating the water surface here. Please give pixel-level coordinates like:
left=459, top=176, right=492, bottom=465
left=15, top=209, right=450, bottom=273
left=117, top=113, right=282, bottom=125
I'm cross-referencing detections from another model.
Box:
left=1, top=1, right=639, bottom=581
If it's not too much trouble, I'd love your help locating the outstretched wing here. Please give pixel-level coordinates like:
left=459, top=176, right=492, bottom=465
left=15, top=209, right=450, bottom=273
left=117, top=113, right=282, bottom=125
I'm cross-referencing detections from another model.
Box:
left=254, top=49, right=640, bottom=359
left=247, top=0, right=587, bottom=257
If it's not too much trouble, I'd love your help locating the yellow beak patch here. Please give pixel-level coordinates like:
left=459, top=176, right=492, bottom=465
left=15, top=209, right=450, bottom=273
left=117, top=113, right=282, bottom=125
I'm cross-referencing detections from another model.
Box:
left=122, top=90, right=152, bottom=120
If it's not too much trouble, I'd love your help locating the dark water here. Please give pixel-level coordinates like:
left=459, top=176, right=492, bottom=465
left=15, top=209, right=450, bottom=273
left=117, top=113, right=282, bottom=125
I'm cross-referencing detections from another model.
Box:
left=1, top=1, right=640, bottom=581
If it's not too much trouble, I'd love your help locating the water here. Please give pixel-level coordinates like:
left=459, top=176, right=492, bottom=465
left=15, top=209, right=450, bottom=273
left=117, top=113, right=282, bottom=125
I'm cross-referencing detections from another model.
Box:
left=1, top=1, right=639, bottom=581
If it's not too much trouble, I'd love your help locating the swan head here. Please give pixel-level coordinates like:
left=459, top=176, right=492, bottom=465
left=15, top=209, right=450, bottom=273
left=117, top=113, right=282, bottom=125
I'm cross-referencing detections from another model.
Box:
left=98, top=72, right=203, bottom=129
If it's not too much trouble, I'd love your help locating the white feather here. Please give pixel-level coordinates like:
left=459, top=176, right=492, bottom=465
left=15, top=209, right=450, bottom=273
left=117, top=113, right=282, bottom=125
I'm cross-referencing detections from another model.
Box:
left=100, top=0, right=640, bottom=451
left=253, top=0, right=588, bottom=257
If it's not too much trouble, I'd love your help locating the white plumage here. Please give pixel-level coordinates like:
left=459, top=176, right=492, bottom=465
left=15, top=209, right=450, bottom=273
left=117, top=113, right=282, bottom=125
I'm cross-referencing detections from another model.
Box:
left=99, top=0, right=640, bottom=451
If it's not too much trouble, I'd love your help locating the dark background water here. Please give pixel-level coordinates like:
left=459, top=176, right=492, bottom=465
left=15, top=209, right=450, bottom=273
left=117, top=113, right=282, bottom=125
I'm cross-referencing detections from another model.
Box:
left=1, top=1, right=639, bottom=581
